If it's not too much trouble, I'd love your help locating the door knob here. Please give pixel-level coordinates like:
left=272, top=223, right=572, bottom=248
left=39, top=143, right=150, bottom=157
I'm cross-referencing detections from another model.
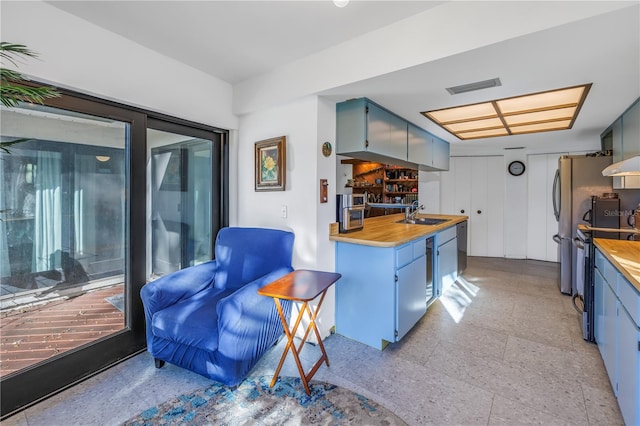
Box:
left=477, top=210, right=482, bottom=214
left=460, top=209, right=465, bottom=214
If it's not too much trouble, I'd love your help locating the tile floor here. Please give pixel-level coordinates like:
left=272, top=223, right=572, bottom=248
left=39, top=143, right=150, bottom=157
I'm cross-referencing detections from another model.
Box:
left=3, top=257, right=624, bottom=425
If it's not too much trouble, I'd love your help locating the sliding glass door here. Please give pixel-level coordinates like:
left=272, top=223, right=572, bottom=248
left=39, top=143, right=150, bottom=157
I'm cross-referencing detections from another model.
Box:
left=148, top=128, right=215, bottom=279
left=0, top=89, right=227, bottom=418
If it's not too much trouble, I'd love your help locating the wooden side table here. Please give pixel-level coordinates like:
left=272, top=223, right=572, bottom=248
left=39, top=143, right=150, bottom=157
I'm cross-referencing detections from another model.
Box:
left=258, top=269, right=341, bottom=395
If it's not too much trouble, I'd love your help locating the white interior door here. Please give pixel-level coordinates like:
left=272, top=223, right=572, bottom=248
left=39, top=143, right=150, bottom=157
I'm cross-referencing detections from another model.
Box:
left=486, top=156, right=505, bottom=257
left=526, top=152, right=565, bottom=262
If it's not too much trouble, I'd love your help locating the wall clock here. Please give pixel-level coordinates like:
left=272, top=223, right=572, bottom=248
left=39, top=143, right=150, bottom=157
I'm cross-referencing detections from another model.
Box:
left=508, top=160, right=526, bottom=176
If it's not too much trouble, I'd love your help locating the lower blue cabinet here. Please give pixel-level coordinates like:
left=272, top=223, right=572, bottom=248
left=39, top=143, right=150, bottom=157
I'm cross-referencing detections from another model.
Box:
left=594, top=247, right=640, bottom=425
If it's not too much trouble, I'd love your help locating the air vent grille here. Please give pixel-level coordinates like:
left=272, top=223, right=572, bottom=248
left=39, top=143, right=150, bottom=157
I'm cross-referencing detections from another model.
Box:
left=446, top=78, right=502, bottom=95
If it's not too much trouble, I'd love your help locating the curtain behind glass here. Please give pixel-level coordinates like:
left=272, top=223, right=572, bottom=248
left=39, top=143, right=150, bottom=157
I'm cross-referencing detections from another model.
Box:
left=34, top=151, right=62, bottom=273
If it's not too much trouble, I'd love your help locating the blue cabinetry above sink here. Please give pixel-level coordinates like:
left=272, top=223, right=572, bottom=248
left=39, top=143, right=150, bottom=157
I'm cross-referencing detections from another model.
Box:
left=336, top=97, right=449, bottom=171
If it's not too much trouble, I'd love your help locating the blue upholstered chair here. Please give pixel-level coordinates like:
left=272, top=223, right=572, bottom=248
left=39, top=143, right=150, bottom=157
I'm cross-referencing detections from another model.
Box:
left=140, top=227, right=294, bottom=386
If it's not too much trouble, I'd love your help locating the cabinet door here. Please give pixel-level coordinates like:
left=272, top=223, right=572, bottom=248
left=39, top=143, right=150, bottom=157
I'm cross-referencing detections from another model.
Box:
left=408, top=123, right=431, bottom=166
left=367, top=102, right=407, bottom=161
left=454, top=157, right=472, bottom=219
left=617, top=305, right=640, bottom=426
left=470, top=157, right=489, bottom=256
left=622, top=100, right=640, bottom=157
left=485, top=156, right=505, bottom=257
left=432, top=136, right=450, bottom=171
left=603, top=281, right=618, bottom=394
left=594, top=267, right=605, bottom=346
left=395, top=254, right=426, bottom=341
left=621, top=100, right=640, bottom=188
left=437, top=236, right=458, bottom=294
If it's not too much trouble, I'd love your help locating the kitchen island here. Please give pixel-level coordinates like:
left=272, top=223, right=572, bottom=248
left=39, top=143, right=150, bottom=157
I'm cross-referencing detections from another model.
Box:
left=593, top=238, right=640, bottom=426
left=330, top=213, right=467, bottom=350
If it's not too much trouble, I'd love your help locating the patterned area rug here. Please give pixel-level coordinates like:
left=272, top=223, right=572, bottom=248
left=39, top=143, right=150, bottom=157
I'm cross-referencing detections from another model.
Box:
left=124, top=376, right=406, bottom=425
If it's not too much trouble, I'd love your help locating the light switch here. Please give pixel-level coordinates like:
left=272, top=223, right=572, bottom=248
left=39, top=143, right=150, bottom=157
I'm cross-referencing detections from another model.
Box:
left=281, top=205, right=288, bottom=218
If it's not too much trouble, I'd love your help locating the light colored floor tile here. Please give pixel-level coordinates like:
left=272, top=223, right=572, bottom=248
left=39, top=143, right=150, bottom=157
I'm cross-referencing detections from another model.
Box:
left=3, top=257, right=621, bottom=426
left=428, top=340, right=589, bottom=424
left=489, top=394, right=578, bottom=425
left=582, top=383, right=624, bottom=425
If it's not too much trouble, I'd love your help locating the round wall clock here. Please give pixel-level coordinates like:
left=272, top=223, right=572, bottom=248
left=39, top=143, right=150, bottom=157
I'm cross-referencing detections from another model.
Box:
left=508, top=160, right=526, bottom=176
left=322, top=141, right=332, bottom=157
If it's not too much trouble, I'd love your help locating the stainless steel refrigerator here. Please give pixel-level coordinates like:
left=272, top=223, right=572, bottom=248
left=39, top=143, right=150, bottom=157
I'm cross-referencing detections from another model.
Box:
left=552, top=155, right=613, bottom=295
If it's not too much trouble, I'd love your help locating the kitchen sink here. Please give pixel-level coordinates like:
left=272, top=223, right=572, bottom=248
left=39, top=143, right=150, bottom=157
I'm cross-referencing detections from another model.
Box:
left=396, top=217, right=449, bottom=226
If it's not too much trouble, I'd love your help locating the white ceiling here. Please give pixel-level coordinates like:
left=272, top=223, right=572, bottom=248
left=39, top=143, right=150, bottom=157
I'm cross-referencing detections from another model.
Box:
left=48, top=1, right=444, bottom=84
left=47, top=1, right=640, bottom=153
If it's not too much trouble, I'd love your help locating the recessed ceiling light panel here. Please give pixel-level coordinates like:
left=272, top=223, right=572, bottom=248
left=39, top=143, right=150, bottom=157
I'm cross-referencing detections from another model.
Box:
left=421, top=83, right=591, bottom=140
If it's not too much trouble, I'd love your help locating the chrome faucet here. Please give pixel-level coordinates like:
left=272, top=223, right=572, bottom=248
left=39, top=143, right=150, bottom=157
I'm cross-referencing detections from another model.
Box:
left=405, top=201, right=424, bottom=221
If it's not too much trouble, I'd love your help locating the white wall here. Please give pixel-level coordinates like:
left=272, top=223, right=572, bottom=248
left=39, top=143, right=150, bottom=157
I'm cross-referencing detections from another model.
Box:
left=1, top=1, right=237, bottom=130
left=235, top=95, right=337, bottom=339
left=434, top=139, right=602, bottom=260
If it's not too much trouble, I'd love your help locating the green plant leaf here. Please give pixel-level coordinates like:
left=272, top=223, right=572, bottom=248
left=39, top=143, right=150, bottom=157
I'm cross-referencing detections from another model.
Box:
left=1, top=84, right=60, bottom=107
left=0, top=42, right=38, bottom=68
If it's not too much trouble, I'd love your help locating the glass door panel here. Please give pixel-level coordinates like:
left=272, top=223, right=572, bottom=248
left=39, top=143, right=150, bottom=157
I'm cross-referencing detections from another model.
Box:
left=0, top=104, right=127, bottom=377
left=147, top=128, right=213, bottom=280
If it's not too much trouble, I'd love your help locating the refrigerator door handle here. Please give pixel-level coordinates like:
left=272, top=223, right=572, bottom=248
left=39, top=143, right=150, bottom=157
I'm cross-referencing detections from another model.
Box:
left=572, top=237, right=585, bottom=250
left=552, top=234, right=562, bottom=244
left=552, top=169, right=560, bottom=222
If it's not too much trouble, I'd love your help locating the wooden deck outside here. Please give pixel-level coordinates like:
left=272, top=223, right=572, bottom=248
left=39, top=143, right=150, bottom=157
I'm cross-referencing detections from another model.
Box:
left=0, top=285, right=125, bottom=377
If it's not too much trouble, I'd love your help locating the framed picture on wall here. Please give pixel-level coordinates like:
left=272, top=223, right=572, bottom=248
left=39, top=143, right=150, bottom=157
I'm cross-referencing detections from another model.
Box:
left=255, top=136, right=286, bottom=191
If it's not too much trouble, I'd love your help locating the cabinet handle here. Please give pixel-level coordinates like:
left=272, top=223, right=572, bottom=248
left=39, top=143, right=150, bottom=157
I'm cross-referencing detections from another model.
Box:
left=460, top=209, right=465, bottom=214
left=477, top=210, right=482, bottom=214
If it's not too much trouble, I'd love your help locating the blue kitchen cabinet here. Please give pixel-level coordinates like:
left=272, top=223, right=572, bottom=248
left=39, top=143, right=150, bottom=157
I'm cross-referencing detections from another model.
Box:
left=618, top=301, right=640, bottom=426
left=335, top=237, right=427, bottom=349
left=594, top=247, right=640, bottom=425
left=336, top=97, right=450, bottom=171
left=336, top=98, right=408, bottom=164
left=432, top=135, right=450, bottom=171
left=594, top=266, right=605, bottom=348
left=408, top=123, right=451, bottom=172
left=436, top=225, right=458, bottom=295
left=602, top=278, right=618, bottom=393
left=396, top=239, right=427, bottom=340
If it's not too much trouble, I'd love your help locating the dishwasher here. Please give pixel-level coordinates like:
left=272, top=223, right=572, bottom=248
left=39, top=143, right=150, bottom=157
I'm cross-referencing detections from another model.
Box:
left=457, top=220, right=467, bottom=275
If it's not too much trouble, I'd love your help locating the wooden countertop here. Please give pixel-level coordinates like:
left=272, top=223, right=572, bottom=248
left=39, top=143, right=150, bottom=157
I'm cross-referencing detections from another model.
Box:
left=577, top=224, right=640, bottom=234
left=594, top=238, right=640, bottom=292
left=329, top=213, right=468, bottom=247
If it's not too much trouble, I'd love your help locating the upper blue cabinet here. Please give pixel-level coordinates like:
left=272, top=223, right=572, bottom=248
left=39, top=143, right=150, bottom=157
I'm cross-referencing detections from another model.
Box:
left=603, top=97, right=640, bottom=189
left=337, top=98, right=449, bottom=171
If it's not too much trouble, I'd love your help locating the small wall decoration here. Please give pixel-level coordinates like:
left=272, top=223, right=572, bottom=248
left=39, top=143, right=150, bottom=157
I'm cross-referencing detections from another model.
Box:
left=255, top=136, right=286, bottom=191
left=322, top=141, right=332, bottom=157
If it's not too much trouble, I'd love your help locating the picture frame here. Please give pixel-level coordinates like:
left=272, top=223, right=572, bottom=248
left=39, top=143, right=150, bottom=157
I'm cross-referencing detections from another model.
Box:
left=255, top=136, right=286, bottom=191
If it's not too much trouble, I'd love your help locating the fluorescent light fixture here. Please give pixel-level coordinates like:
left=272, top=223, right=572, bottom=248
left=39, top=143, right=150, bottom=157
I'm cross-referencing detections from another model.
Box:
left=602, top=155, right=640, bottom=176
left=96, top=155, right=111, bottom=162
left=333, top=0, right=349, bottom=7
left=422, top=84, right=592, bottom=140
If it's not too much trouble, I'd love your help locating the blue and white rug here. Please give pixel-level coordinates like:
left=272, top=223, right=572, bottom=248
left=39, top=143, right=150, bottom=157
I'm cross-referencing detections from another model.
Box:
left=124, top=376, right=406, bottom=425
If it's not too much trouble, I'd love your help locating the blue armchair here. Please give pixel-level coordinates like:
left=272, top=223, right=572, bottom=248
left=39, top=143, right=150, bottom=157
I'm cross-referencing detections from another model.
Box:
left=140, top=227, right=294, bottom=386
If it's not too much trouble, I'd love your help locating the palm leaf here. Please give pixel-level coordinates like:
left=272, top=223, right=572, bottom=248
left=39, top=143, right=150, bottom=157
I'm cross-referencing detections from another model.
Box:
left=0, top=43, right=38, bottom=68
left=0, top=84, right=60, bottom=107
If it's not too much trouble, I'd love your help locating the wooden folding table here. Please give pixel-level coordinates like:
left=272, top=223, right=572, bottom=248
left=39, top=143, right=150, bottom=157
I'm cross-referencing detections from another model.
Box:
left=258, top=269, right=341, bottom=395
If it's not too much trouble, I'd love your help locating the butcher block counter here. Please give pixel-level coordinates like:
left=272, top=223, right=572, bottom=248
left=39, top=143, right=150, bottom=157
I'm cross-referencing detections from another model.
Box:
left=594, top=238, right=640, bottom=291
left=329, top=213, right=468, bottom=247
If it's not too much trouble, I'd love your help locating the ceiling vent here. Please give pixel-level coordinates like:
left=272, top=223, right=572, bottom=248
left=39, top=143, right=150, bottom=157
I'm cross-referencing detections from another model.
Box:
left=446, top=78, right=502, bottom=95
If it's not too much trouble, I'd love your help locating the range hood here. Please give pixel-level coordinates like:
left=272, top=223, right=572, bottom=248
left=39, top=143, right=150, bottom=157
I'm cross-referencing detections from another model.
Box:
left=602, top=155, right=640, bottom=176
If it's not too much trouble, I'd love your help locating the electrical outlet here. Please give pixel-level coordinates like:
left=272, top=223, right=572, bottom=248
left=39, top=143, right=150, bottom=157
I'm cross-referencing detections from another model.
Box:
left=281, top=205, right=287, bottom=218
